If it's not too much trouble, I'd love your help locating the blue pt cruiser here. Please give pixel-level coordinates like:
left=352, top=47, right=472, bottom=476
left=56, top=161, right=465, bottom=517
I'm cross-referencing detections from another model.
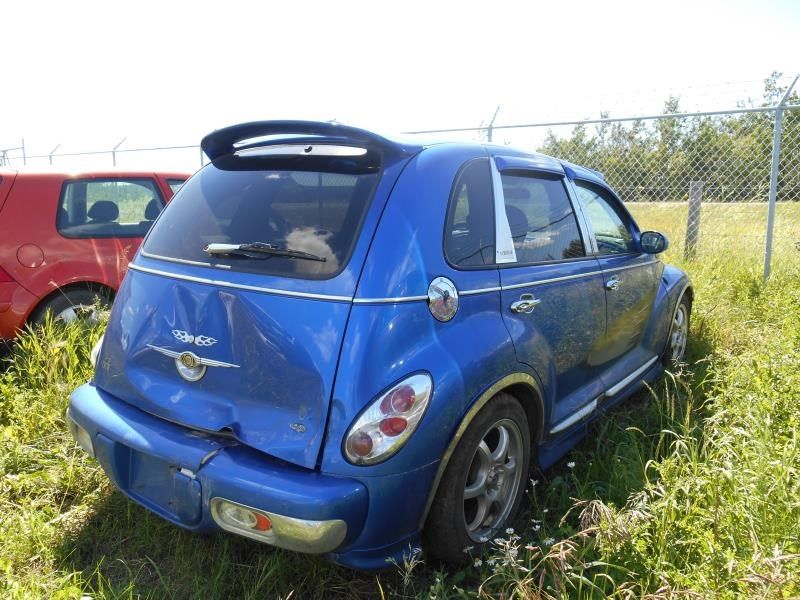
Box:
left=67, top=121, right=692, bottom=570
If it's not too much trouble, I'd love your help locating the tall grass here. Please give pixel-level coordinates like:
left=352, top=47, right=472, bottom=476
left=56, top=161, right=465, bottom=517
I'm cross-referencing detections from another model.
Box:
left=1, top=244, right=798, bottom=598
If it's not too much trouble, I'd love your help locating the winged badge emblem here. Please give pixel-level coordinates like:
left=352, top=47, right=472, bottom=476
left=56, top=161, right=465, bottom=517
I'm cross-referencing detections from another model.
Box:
left=146, top=329, right=238, bottom=381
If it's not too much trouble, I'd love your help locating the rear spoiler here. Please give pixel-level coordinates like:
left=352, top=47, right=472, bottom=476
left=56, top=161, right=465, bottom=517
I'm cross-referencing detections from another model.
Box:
left=201, top=120, right=421, bottom=162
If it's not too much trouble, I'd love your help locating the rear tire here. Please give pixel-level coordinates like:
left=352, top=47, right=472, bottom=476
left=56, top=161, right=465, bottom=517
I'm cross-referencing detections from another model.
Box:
left=663, top=294, right=690, bottom=366
left=424, top=393, right=531, bottom=565
left=32, top=288, right=108, bottom=326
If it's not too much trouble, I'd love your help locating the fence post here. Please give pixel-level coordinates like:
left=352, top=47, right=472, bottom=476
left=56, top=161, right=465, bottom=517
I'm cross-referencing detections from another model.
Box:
left=684, top=180, right=703, bottom=259
left=764, top=74, right=798, bottom=281
left=486, top=105, right=501, bottom=143
left=48, top=144, right=60, bottom=165
left=112, top=137, right=127, bottom=167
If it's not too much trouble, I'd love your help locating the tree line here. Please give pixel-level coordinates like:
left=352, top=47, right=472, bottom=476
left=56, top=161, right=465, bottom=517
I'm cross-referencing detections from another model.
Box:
left=537, top=73, right=800, bottom=202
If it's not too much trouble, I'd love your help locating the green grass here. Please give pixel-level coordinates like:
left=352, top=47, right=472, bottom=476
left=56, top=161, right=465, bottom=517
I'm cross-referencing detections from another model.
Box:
left=1, top=205, right=799, bottom=598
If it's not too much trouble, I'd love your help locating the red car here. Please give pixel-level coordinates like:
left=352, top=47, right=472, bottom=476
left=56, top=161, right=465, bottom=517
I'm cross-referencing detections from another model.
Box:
left=0, top=168, right=189, bottom=340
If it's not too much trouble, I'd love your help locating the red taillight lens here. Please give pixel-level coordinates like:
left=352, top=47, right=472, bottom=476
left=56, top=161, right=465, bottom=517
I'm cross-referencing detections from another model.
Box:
left=380, top=385, right=415, bottom=414
left=379, top=416, right=408, bottom=436
left=0, top=266, right=15, bottom=283
left=347, top=431, right=374, bottom=457
left=344, top=374, right=433, bottom=465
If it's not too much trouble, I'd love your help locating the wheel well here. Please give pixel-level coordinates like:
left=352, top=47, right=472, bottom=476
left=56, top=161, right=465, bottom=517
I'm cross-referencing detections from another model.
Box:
left=504, top=382, right=545, bottom=444
left=29, top=281, right=115, bottom=324
left=683, top=284, right=694, bottom=307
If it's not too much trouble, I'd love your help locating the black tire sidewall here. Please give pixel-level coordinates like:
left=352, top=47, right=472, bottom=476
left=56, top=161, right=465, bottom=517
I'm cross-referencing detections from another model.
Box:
left=663, top=294, right=691, bottom=365
left=424, top=393, right=531, bottom=564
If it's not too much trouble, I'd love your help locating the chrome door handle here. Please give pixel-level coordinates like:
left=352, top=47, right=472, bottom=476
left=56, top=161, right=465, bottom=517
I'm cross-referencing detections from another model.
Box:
left=605, top=276, right=621, bottom=291
left=510, top=293, right=541, bottom=314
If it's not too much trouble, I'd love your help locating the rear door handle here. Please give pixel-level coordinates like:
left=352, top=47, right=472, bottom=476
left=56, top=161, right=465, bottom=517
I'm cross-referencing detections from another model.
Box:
left=510, top=293, right=541, bottom=314
left=605, top=276, right=621, bottom=291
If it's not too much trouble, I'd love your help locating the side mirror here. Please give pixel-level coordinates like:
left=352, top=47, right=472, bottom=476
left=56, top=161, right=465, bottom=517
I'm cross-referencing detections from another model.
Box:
left=640, top=230, right=669, bottom=254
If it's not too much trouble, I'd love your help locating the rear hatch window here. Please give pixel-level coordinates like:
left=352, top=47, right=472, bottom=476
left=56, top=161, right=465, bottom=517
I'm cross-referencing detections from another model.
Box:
left=143, top=164, right=379, bottom=279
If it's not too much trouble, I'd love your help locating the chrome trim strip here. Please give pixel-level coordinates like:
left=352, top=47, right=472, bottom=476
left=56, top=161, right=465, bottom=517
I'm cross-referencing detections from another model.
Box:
left=460, top=286, right=502, bottom=296
left=549, top=399, right=597, bottom=435
left=499, top=260, right=659, bottom=291
left=602, top=260, right=658, bottom=274
left=140, top=251, right=232, bottom=270
left=604, top=355, right=659, bottom=397
left=501, top=269, right=604, bottom=290
left=128, top=264, right=353, bottom=302
left=352, top=295, right=428, bottom=304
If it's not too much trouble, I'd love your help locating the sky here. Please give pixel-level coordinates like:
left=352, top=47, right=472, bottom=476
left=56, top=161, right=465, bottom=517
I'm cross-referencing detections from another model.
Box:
left=2, top=0, right=798, bottom=172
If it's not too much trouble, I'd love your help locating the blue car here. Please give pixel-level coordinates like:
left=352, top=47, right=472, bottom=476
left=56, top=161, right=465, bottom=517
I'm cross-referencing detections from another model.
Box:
left=67, top=121, right=692, bottom=570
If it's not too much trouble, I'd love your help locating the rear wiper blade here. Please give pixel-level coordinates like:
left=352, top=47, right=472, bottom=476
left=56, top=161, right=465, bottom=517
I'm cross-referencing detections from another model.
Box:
left=204, top=242, right=327, bottom=262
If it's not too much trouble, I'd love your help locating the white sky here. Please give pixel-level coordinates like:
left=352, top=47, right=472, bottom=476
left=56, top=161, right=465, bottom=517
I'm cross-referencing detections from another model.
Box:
left=2, top=0, right=798, bottom=172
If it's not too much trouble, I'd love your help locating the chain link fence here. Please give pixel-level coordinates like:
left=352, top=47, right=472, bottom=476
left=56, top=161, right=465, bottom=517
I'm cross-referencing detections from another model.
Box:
left=3, top=86, right=799, bottom=278
left=525, top=105, right=800, bottom=272
left=406, top=90, right=800, bottom=277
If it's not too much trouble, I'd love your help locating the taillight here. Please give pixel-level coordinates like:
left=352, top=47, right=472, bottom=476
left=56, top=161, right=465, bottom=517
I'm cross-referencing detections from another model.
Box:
left=344, top=373, right=433, bottom=465
left=0, top=266, right=15, bottom=283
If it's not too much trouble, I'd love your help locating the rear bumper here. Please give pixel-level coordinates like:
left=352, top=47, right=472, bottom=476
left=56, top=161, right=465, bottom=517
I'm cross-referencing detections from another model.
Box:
left=67, top=383, right=369, bottom=558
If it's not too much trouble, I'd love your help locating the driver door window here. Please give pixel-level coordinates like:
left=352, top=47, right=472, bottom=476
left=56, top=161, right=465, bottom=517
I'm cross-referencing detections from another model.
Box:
left=574, top=182, right=635, bottom=255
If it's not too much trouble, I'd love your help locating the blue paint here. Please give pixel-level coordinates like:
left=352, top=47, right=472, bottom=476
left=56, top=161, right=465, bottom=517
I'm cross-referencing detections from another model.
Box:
left=69, top=121, right=691, bottom=571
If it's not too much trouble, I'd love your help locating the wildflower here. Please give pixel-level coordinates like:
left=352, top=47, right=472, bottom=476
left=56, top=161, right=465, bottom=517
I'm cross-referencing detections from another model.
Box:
left=532, top=524, right=540, bottom=531
left=524, top=544, right=536, bottom=551
left=462, top=545, right=473, bottom=553
left=505, top=527, right=514, bottom=534
left=543, top=537, right=555, bottom=546
left=530, top=478, right=539, bottom=488
left=567, top=461, right=575, bottom=469
left=487, top=559, right=496, bottom=566
left=542, top=508, right=549, bottom=513
left=493, top=538, right=504, bottom=544
left=479, top=536, right=488, bottom=543
left=473, top=558, right=483, bottom=567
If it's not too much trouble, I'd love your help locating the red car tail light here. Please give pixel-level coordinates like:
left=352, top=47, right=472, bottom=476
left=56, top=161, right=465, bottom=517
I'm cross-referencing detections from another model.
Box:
left=344, top=374, right=433, bottom=465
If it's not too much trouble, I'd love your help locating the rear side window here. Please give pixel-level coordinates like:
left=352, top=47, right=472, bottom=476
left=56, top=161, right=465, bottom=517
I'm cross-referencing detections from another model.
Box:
left=167, top=178, right=186, bottom=195
left=143, top=164, right=379, bottom=279
left=444, top=159, right=495, bottom=267
left=58, top=179, right=163, bottom=238
left=500, top=172, right=586, bottom=264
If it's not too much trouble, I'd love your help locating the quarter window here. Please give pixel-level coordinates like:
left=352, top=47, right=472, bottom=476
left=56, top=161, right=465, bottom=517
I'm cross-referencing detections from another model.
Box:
left=167, top=178, right=186, bottom=195
left=574, top=182, right=635, bottom=255
left=58, top=179, right=163, bottom=238
left=499, top=172, right=585, bottom=264
left=444, top=159, right=495, bottom=267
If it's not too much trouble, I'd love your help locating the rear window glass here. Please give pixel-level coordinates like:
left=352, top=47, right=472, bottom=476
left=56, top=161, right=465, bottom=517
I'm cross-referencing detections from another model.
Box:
left=143, top=164, right=379, bottom=279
